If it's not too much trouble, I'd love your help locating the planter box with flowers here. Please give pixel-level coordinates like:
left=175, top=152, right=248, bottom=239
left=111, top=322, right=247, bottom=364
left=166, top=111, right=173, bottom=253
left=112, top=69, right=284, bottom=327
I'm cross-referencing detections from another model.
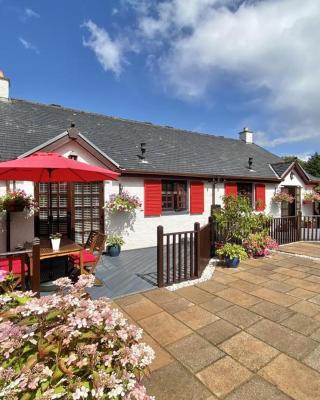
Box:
left=272, top=190, right=295, bottom=204
left=303, top=191, right=320, bottom=204
left=0, top=274, right=155, bottom=399
left=0, top=189, right=38, bottom=216
left=104, top=191, right=142, bottom=213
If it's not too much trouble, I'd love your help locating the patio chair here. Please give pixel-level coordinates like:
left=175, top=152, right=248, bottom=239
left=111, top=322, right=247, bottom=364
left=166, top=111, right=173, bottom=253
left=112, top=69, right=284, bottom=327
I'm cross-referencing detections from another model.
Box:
left=0, top=251, right=29, bottom=290
left=70, top=232, right=107, bottom=275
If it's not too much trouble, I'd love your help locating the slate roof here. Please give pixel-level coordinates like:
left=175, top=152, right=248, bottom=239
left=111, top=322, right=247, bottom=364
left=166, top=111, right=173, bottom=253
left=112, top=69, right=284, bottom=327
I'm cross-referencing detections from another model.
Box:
left=271, top=162, right=292, bottom=178
left=0, top=98, right=283, bottom=180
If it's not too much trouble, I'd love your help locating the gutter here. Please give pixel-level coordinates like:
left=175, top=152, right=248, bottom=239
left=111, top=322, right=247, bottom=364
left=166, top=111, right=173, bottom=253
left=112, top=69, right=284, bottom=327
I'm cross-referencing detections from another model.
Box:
left=120, top=168, right=281, bottom=183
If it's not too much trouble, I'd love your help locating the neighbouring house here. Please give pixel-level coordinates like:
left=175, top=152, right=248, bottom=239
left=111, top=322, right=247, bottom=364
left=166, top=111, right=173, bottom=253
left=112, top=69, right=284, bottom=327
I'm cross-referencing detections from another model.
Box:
left=0, top=71, right=319, bottom=252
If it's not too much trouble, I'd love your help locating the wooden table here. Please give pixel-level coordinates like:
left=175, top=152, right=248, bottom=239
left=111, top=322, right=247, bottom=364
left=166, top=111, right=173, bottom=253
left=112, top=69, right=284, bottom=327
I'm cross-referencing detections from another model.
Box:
left=29, top=238, right=84, bottom=276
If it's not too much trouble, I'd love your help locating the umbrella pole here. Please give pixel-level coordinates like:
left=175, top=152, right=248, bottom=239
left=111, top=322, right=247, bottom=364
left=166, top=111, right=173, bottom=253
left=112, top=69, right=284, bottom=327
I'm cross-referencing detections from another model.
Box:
left=48, top=181, right=53, bottom=235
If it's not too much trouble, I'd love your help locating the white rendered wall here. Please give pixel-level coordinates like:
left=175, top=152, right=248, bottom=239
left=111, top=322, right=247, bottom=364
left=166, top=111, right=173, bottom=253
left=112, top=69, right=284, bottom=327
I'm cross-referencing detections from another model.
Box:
left=104, top=177, right=213, bottom=250
left=0, top=181, right=35, bottom=251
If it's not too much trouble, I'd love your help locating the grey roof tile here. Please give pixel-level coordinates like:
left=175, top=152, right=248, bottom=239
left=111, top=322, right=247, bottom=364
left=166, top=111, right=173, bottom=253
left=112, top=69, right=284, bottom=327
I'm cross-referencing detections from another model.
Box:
left=0, top=99, right=282, bottom=179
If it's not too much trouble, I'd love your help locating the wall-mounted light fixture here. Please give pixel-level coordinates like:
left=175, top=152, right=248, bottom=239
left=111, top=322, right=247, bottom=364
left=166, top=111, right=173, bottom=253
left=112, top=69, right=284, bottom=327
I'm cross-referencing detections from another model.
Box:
left=68, top=151, right=78, bottom=161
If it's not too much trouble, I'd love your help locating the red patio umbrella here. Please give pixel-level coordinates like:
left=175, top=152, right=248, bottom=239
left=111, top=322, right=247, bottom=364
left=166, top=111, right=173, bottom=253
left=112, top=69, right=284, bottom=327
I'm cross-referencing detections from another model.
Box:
left=0, top=152, right=119, bottom=182
left=0, top=152, right=120, bottom=238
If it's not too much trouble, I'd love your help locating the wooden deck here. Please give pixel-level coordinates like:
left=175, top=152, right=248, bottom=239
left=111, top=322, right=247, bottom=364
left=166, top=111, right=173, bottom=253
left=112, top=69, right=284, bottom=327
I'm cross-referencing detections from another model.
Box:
left=88, top=247, right=158, bottom=299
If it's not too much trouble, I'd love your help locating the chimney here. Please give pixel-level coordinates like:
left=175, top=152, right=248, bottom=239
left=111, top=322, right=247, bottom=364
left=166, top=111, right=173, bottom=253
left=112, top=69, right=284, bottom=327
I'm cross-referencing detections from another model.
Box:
left=0, top=71, right=9, bottom=101
left=239, top=127, right=253, bottom=144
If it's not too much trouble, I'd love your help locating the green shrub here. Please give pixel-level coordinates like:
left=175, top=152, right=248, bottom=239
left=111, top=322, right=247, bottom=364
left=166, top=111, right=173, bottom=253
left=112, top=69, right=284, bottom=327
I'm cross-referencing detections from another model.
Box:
left=212, top=195, right=270, bottom=243
left=217, top=243, right=248, bottom=261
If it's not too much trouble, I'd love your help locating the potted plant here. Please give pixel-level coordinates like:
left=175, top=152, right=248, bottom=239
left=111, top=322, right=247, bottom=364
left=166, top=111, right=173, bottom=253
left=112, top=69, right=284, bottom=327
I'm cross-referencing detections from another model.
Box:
left=107, top=234, right=125, bottom=257
left=104, top=191, right=142, bottom=213
left=303, top=191, right=320, bottom=204
left=272, top=189, right=295, bottom=203
left=243, top=233, right=278, bottom=258
left=50, top=232, right=62, bottom=251
left=0, top=189, right=38, bottom=213
left=217, top=243, right=248, bottom=268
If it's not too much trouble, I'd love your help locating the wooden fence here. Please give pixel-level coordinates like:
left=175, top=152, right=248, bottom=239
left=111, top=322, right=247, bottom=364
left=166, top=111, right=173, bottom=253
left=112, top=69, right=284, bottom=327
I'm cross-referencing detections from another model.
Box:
left=157, top=218, right=214, bottom=287
left=157, top=214, right=320, bottom=288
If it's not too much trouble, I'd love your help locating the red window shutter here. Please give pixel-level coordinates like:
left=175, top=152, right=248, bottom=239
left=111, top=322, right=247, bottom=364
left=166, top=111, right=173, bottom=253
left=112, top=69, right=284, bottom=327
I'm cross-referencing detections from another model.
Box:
left=255, top=184, right=266, bottom=211
left=190, top=181, right=204, bottom=214
left=224, top=182, right=238, bottom=197
left=144, top=180, right=162, bottom=216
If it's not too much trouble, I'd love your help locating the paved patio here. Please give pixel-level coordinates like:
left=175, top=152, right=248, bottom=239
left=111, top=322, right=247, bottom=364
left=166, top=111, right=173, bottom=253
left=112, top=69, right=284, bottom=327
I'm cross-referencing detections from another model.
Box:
left=279, top=241, right=320, bottom=258
left=113, top=246, right=320, bottom=399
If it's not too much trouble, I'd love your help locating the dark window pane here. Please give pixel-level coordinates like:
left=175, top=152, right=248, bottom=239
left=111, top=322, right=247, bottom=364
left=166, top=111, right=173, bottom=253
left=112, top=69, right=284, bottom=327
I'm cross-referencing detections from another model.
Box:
left=237, top=183, right=253, bottom=205
left=162, top=180, right=187, bottom=211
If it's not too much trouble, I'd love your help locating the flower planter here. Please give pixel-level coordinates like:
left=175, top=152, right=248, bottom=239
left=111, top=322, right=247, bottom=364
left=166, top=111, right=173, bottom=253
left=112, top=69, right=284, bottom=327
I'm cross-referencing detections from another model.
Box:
left=4, top=203, right=25, bottom=212
left=108, top=245, right=121, bottom=257
left=303, top=200, right=313, bottom=205
left=225, top=256, right=240, bottom=268
left=51, top=238, right=61, bottom=251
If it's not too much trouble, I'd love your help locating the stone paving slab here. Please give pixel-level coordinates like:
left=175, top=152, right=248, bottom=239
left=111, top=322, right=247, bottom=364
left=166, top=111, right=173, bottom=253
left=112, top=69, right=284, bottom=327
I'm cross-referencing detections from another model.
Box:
left=259, top=354, right=320, bottom=400
left=114, top=248, right=320, bottom=399
left=224, top=376, right=291, bottom=400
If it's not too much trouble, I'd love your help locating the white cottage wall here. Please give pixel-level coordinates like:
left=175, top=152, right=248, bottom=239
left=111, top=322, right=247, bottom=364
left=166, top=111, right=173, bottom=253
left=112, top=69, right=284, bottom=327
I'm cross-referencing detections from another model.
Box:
left=104, top=177, right=213, bottom=250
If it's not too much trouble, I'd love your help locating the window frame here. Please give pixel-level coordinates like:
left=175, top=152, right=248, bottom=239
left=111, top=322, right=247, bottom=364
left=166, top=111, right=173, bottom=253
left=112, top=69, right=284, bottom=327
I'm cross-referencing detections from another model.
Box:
left=161, top=179, right=188, bottom=213
left=237, top=182, right=253, bottom=206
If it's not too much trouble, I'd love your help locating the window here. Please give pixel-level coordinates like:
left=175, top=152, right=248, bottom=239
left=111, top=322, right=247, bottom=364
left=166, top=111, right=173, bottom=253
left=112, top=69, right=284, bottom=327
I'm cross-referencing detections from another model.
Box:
left=162, top=180, right=187, bottom=212
left=237, top=182, right=253, bottom=205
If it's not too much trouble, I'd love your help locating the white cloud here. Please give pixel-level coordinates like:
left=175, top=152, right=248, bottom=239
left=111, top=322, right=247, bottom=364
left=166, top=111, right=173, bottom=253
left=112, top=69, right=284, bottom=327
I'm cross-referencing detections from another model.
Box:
left=82, top=20, right=124, bottom=76
left=25, top=8, right=40, bottom=18
left=136, top=0, right=320, bottom=148
left=87, top=0, right=320, bottom=149
left=18, top=37, right=39, bottom=53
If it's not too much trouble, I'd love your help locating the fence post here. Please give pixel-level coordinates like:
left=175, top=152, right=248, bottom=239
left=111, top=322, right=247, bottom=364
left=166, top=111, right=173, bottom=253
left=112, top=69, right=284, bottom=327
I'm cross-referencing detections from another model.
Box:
left=157, top=226, right=164, bottom=287
left=297, top=211, right=302, bottom=241
left=208, top=216, right=214, bottom=257
left=194, top=222, right=200, bottom=277
left=31, top=237, right=40, bottom=296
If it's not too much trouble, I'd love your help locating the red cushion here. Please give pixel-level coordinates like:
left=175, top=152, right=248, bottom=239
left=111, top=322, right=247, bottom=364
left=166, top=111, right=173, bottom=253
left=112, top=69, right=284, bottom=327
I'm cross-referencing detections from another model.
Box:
left=70, top=250, right=97, bottom=265
left=0, top=258, right=28, bottom=274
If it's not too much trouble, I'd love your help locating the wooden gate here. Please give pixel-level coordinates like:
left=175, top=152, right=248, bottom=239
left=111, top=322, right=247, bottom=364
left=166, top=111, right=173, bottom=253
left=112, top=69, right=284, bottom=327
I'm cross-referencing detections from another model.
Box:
left=157, top=218, right=214, bottom=287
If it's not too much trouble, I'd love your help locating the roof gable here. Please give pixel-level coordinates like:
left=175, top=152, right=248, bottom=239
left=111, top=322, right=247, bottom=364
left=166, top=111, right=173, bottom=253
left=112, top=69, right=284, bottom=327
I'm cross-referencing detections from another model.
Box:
left=271, top=160, right=320, bottom=184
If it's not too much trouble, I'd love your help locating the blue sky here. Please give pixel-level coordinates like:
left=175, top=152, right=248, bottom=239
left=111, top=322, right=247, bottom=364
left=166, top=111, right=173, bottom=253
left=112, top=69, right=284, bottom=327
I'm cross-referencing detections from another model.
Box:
left=1, top=0, right=319, bottom=159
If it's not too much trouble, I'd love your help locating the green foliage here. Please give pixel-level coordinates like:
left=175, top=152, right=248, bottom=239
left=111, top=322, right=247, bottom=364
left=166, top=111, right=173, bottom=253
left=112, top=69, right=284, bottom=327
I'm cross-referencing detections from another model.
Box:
left=212, top=195, right=270, bottom=243
left=217, top=243, right=248, bottom=261
left=107, top=234, right=125, bottom=247
left=304, top=152, right=320, bottom=178
left=281, top=155, right=306, bottom=167
left=282, top=153, right=320, bottom=178
left=0, top=276, right=154, bottom=399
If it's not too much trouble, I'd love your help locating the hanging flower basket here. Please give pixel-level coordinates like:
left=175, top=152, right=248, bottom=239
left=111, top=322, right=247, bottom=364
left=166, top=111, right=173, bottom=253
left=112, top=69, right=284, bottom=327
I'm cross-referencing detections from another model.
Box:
left=303, top=191, right=320, bottom=204
left=272, top=190, right=295, bottom=204
left=4, top=202, right=25, bottom=212
left=104, top=191, right=142, bottom=213
left=0, top=190, right=38, bottom=214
